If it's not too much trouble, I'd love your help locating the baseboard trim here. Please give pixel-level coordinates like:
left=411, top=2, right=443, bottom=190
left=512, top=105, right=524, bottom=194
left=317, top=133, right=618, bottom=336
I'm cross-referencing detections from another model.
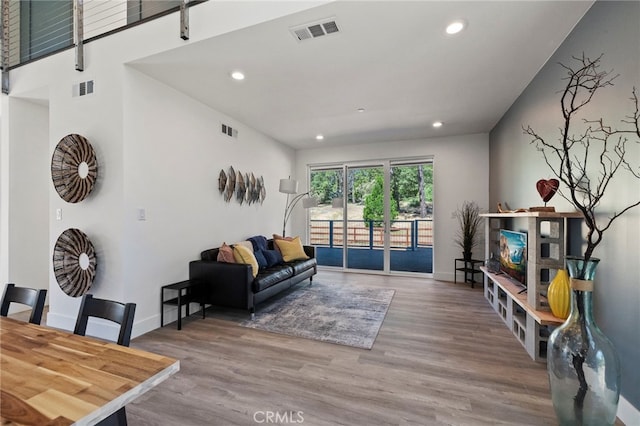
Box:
left=47, top=303, right=205, bottom=342
left=47, top=311, right=163, bottom=341
left=48, top=311, right=125, bottom=342
left=434, top=272, right=454, bottom=282
left=46, top=311, right=76, bottom=332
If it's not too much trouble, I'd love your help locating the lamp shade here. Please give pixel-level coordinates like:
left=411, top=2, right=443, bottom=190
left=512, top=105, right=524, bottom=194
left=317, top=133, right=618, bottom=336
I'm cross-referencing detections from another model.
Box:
left=279, top=178, right=298, bottom=194
left=302, top=196, right=319, bottom=209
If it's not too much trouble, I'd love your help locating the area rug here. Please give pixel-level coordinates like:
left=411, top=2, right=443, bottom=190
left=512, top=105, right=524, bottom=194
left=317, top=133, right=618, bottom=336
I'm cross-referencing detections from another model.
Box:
left=239, top=282, right=395, bottom=349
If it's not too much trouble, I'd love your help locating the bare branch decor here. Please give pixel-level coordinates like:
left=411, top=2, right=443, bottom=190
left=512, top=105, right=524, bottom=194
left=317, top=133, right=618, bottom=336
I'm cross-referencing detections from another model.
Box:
left=524, top=53, right=639, bottom=425
left=524, top=53, right=640, bottom=265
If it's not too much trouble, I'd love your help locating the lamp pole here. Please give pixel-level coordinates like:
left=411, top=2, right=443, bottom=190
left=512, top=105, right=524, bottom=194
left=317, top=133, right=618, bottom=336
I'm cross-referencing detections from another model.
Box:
left=282, top=192, right=311, bottom=237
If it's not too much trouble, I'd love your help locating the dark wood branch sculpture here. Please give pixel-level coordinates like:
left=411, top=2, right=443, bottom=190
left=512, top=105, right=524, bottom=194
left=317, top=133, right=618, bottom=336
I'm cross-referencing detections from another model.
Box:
left=523, top=54, right=639, bottom=420
left=524, top=53, right=640, bottom=266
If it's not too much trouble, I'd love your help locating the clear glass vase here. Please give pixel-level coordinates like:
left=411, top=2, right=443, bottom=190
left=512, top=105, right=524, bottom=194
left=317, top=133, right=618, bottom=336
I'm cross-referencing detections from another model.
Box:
left=547, top=256, right=621, bottom=425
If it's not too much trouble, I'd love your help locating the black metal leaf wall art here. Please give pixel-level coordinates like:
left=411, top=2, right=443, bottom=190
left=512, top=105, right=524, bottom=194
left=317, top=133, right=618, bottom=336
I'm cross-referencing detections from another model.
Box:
left=218, top=169, right=227, bottom=193
left=225, top=166, right=236, bottom=202
left=219, top=166, right=265, bottom=205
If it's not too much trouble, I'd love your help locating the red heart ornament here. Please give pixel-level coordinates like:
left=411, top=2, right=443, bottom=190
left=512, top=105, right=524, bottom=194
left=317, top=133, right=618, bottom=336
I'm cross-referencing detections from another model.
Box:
left=536, top=179, right=559, bottom=203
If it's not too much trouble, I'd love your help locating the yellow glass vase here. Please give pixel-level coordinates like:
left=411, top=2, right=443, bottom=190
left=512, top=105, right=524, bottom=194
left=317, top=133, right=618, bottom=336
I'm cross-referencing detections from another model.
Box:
left=547, top=269, right=570, bottom=319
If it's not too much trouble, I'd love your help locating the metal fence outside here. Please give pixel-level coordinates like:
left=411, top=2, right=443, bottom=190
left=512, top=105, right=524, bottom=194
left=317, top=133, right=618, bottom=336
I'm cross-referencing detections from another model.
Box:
left=310, top=219, right=433, bottom=249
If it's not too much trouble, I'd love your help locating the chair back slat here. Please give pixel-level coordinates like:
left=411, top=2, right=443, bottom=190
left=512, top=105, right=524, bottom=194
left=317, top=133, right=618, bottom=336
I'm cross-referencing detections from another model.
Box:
left=73, top=294, right=135, bottom=425
left=74, top=294, right=136, bottom=347
left=1, top=283, right=47, bottom=324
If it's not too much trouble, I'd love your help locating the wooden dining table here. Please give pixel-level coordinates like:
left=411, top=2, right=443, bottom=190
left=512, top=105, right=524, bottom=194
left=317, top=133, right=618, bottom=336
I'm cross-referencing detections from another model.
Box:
left=0, top=316, right=179, bottom=425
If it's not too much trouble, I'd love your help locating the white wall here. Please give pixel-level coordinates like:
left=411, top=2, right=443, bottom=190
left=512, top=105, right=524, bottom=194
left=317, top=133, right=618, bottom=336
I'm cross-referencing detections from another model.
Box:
left=0, top=98, right=5, bottom=286
left=2, top=0, right=322, bottom=339
left=295, top=134, right=490, bottom=281
left=490, top=0, right=640, bottom=415
left=0, top=98, right=49, bottom=313
left=43, top=47, right=127, bottom=339
left=122, top=69, right=294, bottom=333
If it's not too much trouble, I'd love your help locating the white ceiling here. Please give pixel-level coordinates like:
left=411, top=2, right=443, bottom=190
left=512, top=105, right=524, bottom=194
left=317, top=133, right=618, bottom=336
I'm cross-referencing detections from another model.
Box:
left=129, top=1, right=593, bottom=150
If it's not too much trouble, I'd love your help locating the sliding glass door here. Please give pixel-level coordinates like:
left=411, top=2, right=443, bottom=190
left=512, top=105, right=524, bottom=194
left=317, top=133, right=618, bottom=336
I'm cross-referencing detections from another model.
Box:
left=389, top=162, right=434, bottom=274
left=309, top=168, right=344, bottom=267
left=309, top=159, right=433, bottom=275
left=345, top=165, right=385, bottom=271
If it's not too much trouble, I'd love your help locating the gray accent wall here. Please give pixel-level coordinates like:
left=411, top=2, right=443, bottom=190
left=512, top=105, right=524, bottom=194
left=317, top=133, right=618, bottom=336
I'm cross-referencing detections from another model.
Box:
left=490, top=1, right=640, bottom=409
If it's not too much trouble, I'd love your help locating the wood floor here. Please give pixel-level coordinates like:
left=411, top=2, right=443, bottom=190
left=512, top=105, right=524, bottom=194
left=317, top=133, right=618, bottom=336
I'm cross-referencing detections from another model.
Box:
left=126, top=271, right=558, bottom=426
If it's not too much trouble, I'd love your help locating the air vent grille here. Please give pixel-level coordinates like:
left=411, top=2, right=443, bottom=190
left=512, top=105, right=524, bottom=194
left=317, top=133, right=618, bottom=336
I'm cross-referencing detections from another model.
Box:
left=323, top=21, right=339, bottom=34
left=290, top=18, right=340, bottom=42
left=293, top=28, right=312, bottom=41
left=72, top=80, right=95, bottom=97
left=221, top=123, right=238, bottom=138
left=308, top=24, right=325, bottom=38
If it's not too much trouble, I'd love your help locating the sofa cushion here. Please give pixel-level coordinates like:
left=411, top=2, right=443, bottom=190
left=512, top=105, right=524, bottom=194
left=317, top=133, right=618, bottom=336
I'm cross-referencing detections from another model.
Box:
left=217, top=243, right=235, bottom=263
left=274, top=236, right=309, bottom=262
left=252, top=266, right=294, bottom=292
left=288, top=257, right=317, bottom=275
left=233, top=244, right=258, bottom=277
left=201, top=248, right=219, bottom=261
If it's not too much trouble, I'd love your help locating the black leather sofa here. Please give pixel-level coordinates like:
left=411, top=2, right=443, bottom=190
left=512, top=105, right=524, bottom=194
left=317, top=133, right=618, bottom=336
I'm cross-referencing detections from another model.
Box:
left=189, top=240, right=317, bottom=318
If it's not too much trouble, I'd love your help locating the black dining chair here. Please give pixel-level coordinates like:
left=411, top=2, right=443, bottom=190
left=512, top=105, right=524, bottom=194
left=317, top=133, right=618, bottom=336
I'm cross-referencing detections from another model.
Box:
left=1, top=283, right=47, bottom=324
left=74, top=294, right=137, bottom=426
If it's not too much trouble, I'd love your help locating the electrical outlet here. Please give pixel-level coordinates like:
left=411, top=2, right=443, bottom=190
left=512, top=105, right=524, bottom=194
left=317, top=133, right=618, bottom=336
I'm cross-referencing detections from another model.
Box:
left=56, top=209, right=62, bottom=220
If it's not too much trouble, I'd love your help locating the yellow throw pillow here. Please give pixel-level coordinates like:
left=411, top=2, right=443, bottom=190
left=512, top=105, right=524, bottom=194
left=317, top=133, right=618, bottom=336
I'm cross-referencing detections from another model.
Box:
left=272, top=234, right=293, bottom=255
left=274, top=236, right=309, bottom=262
left=233, top=244, right=258, bottom=278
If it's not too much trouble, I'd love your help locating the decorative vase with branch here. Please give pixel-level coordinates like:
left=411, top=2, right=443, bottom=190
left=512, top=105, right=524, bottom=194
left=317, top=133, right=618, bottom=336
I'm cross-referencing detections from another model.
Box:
left=454, top=201, right=482, bottom=261
left=524, top=53, right=639, bottom=426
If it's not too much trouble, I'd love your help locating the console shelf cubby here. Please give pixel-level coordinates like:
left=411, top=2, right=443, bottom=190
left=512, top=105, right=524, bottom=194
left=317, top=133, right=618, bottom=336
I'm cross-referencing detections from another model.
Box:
left=481, top=266, right=563, bottom=361
left=480, top=211, right=583, bottom=362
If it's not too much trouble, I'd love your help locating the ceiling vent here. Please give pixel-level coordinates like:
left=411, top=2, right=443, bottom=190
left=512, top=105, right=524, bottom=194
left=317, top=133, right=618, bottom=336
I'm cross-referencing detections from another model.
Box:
left=290, top=18, right=340, bottom=42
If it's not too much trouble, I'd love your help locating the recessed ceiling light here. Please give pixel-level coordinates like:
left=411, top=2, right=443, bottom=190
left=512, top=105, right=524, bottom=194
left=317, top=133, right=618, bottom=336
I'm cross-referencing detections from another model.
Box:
left=315, top=134, right=324, bottom=141
left=445, top=20, right=465, bottom=35
left=432, top=121, right=443, bottom=128
left=230, top=71, right=245, bottom=80
left=357, top=108, right=365, bottom=113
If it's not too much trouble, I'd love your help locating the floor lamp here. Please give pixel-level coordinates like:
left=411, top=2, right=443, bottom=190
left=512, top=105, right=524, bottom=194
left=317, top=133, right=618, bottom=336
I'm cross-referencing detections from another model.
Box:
left=279, top=177, right=318, bottom=237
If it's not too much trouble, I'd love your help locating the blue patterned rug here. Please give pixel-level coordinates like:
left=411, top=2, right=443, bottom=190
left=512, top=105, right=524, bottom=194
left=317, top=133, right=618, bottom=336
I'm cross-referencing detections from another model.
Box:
left=240, top=282, right=395, bottom=349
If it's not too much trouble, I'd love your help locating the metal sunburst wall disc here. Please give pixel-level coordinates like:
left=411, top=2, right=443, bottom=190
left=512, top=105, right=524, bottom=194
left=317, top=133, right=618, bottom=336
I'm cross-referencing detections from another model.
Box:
left=51, top=134, right=98, bottom=203
left=53, top=228, right=97, bottom=297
